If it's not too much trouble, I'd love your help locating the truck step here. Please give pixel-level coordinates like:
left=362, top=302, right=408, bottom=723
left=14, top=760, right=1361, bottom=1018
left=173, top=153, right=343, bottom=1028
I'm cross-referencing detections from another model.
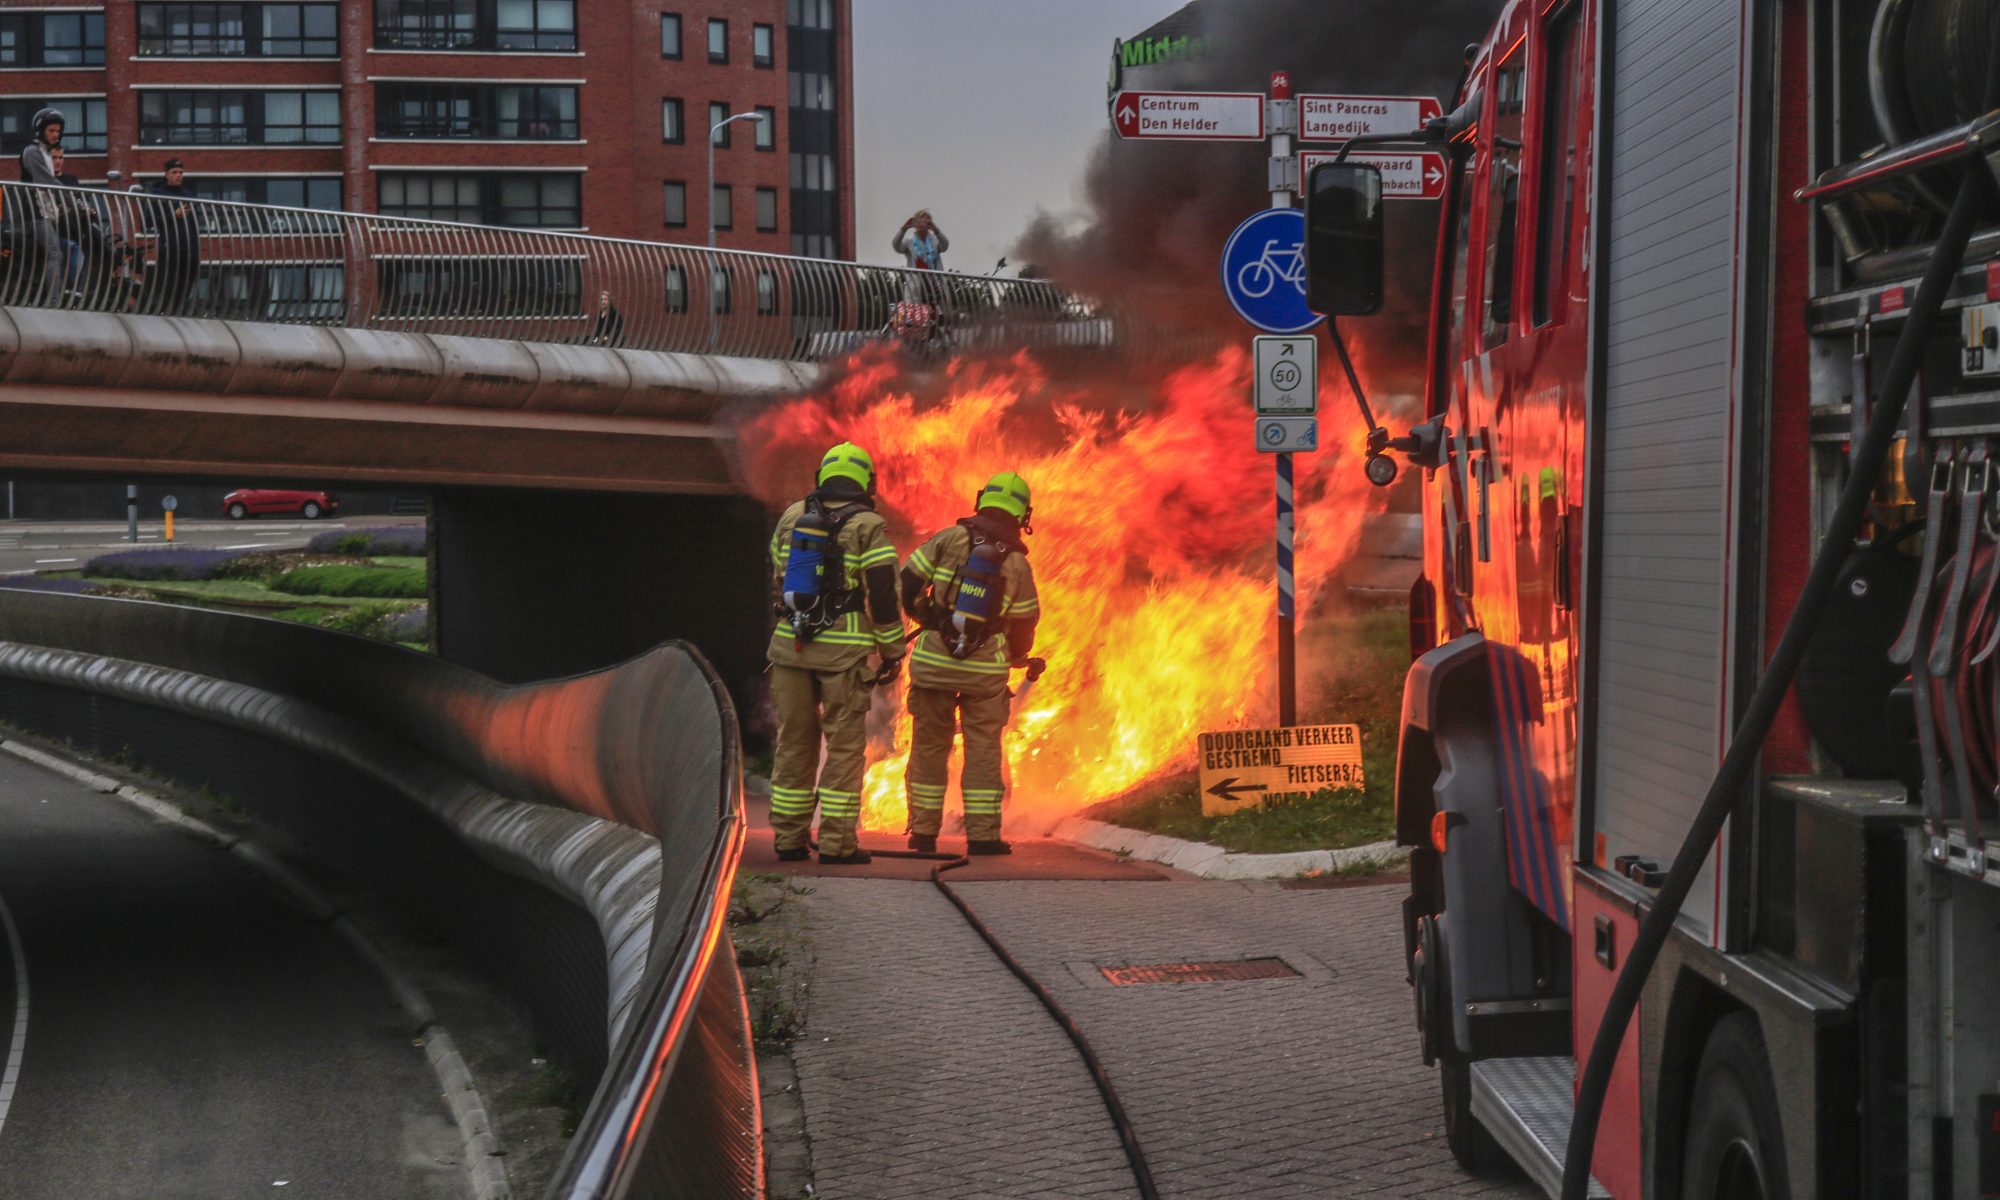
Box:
left=1468, top=1056, right=1610, bottom=1199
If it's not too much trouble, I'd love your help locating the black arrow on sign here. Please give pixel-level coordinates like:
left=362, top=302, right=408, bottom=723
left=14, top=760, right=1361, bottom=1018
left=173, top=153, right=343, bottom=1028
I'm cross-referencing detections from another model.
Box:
left=1206, top=777, right=1269, bottom=803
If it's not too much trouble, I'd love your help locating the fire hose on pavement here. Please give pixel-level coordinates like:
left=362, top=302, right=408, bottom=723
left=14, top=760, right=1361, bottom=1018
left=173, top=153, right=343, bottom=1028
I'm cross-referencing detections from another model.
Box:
left=843, top=656, right=1164, bottom=1199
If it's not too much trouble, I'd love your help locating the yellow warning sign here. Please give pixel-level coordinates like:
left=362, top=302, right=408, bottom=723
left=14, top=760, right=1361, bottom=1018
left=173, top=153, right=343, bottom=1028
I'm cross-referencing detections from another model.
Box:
left=1196, top=724, right=1365, bottom=815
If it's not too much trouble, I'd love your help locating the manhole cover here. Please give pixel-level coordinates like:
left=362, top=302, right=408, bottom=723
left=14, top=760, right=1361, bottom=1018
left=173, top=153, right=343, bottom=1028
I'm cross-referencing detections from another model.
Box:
left=1099, top=957, right=1300, bottom=986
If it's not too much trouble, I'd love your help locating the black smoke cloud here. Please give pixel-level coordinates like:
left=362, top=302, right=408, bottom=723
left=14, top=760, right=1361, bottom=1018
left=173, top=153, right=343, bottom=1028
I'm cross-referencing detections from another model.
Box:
left=1015, top=0, right=1503, bottom=392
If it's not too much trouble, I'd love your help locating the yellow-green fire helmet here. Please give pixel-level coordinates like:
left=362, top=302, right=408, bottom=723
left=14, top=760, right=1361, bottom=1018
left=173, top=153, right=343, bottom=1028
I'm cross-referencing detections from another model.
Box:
left=817, top=441, right=875, bottom=489
left=976, top=471, right=1032, bottom=521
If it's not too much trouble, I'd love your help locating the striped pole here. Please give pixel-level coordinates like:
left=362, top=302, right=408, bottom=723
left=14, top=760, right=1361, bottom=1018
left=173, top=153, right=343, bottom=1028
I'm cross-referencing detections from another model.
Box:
left=1277, top=451, right=1296, bottom=726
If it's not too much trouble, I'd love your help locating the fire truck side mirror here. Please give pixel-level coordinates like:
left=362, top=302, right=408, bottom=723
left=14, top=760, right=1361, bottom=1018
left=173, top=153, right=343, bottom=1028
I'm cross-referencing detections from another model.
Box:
left=1304, top=162, right=1384, bottom=316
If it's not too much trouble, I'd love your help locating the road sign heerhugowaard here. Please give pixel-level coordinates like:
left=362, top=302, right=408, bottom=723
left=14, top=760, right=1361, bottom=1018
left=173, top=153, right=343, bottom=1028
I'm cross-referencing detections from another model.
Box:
left=1253, top=335, right=1317, bottom=414
left=1221, top=208, right=1325, bottom=334
left=1198, top=724, right=1365, bottom=815
left=1297, top=94, right=1443, bottom=142
left=1111, top=90, right=1265, bottom=140
left=1300, top=150, right=1448, bottom=201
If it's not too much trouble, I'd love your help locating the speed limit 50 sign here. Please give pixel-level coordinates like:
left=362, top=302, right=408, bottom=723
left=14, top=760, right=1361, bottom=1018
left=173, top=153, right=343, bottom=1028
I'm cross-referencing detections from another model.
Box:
left=1253, top=335, right=1317, bottom=414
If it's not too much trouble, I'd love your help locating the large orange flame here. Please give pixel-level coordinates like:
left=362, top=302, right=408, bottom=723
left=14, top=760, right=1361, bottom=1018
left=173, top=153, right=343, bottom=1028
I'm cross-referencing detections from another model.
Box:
left=747, top=345, right=1395, bottom=834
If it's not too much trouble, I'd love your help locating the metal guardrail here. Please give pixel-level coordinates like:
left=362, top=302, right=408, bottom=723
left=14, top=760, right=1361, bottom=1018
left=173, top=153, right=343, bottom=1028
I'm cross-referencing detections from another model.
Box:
left=0, top=178, right=1109, bottom=361
left=0, top=590, right=758, bottom=1198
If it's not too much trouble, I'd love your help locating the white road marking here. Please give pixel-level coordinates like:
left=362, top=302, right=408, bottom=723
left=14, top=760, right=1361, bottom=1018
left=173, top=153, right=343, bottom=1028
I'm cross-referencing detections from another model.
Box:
left=31, top=559, right=74, bottom=565
left=219, top=544, right=269, bottom=550
left=0, top=889, right=28, bottom=1138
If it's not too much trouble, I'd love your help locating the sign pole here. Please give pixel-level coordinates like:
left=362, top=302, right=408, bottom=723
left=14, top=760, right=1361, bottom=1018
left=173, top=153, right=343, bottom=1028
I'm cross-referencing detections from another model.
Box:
left=1269, top=70, right=1297, bottom=728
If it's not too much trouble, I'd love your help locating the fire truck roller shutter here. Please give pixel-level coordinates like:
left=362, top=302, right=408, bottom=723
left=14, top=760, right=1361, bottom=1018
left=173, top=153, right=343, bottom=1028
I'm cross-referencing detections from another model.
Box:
left=1584, top=0, right=1750, bottom=943
left=1398, top=633, right=1569, bottom=1172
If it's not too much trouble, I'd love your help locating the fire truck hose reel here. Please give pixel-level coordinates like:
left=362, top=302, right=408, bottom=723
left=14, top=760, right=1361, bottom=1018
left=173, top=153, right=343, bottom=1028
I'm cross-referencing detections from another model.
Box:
left=1559, top=155, right=1996, bottom=1200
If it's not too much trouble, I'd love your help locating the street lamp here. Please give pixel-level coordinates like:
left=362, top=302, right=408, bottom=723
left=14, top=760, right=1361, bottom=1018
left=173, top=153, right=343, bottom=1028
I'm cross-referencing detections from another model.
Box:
left=708, top=109, right=770, bottom=348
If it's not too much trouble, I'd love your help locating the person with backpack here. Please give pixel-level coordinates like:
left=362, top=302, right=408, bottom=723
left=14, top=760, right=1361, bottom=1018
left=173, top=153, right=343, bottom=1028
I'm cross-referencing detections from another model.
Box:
left=766, top=441, right=906, bottom=865
left=898, top=472, right=1041, bottom=855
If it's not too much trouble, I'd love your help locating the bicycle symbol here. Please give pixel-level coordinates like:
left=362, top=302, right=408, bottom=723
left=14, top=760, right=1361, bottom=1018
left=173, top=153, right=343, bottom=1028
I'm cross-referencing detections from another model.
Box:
left=1235, top=238, right=1308, bottom=299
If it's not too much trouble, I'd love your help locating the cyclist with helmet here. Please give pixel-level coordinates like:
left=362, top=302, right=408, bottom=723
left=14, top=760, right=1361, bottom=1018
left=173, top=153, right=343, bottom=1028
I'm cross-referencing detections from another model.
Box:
left=765, top=441, right=906, bottom=865
left=17, top=108, right=68, bottom=303
left=898, top=472, right=1041, bottom=855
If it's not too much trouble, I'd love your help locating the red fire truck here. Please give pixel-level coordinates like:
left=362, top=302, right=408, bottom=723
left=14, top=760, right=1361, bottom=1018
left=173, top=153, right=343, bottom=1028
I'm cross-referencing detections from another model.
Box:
left=1307, top=0, right=1998, bottom=1196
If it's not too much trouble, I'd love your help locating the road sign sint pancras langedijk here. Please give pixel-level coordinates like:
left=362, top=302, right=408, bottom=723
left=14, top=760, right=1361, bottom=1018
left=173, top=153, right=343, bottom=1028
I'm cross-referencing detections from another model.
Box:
left=1301, top=150, right=1448, bottom=201
left=1197, top=724, right=1364, bottom=815
left=1111, top=90, right=1265, bottom=140
left=1297, top=94, right=1442, bottom=142
left=1253, top=335, right=1317, bottom=414
left=1221, top=208, right=1326, bottom=334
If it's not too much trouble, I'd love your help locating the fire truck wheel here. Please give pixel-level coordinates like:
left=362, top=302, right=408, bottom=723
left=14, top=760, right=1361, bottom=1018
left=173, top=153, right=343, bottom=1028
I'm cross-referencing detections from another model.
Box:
left=1439, top=1052, right=1510, bottom=1176
left=1681, top=1013, right=1790, bottom=1200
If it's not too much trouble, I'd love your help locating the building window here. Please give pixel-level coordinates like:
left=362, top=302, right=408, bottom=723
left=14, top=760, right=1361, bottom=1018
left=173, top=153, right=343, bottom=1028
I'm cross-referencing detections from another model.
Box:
left=752, top=22, right=772, bottom=66
left=755, top=186, right=777, bottom=232
left=182, top=175, right=341, bottom=209
left=789, top=152, right=835, bottom=191
left=260, top=5, right=338, bottom=55
left=787, top=70, right=833, bottom=111
left=663, top=181, right=685, bottom=227
left=177, top=175, right=342, bottom=231
left=659, top=11, right=679, bottom=57
left=754, top=106, right=776, bottom=149
left=756, top=268, right=777, bottom=315
left=376, top=83, right=578, bottom=139
left=139, top=90, right=340, bottom=146
left=709, top=101, right=731, bottom=146
left=664, top=265, right=688, bottom=313
left=706, top=17, right=726, bottom=61
left=711, top=183, right=732, bottom=230
left=495, top=0, right=573, bottom=51
left=661, top=98, right=682, bottom=143
left=785, top=0, right=831, bottom=31
left=710, top=266, right=731, bottom=314
left=374, top=0, right=575, bottom=52
left=378, top=171, right=581, bottom=228
left=0, top=12, right=107, bottom=67
left=1, top=97, right=109, bottom=154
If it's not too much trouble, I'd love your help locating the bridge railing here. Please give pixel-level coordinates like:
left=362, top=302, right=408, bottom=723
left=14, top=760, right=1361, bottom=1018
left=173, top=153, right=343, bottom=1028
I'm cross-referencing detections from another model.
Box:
left=0, top=179, right=1110, bottom=361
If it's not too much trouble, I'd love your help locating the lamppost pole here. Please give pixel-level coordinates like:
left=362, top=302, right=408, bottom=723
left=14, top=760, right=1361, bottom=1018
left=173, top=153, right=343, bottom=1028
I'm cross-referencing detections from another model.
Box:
left=708, top=110, right=769, bottom=347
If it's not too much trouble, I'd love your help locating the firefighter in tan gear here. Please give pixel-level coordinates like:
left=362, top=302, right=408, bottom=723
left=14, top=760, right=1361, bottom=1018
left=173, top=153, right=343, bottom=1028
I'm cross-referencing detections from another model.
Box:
left=767, top=441, right=905, bottom=865
left=898, top=471, right=1040, bottom=855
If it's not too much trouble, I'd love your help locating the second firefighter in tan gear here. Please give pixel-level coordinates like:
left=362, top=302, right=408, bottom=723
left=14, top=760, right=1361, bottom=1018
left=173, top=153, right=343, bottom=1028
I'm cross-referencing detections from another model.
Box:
left=767, top=441, right=905, bottom=865
left=899, top=471, right=1040, bottom=854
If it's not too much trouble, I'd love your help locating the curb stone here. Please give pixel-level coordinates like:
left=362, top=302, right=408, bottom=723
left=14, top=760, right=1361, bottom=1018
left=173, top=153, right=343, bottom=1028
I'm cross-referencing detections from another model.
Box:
left=1053, top=816, right=1410, bottom=880
left=0, top=738, right=513, bottom=1200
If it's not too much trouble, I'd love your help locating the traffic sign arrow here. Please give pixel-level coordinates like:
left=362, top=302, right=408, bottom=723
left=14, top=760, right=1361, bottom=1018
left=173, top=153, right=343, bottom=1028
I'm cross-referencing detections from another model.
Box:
left=1115, top=100, right=1138, bottom=135
left=1205, top=777, right=1270, bottom=803
left=1110, top=90, right=1266, bottom=141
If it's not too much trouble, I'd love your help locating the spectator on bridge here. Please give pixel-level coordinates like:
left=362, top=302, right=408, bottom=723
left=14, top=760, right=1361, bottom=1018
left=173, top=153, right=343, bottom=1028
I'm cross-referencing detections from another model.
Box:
left=892, top=209, right=950, bottom=306
left=16, top=108, right=68, bottom=305
left=587, top=289, right=625, bottom=347
left=46, top=146, right=93, bottom=299
left=145, top=160, right=201, bottom=315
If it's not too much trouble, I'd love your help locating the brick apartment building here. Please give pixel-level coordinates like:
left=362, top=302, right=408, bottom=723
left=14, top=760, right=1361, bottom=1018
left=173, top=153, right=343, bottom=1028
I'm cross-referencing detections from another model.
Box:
left=0, top=0, right=855, bottom=257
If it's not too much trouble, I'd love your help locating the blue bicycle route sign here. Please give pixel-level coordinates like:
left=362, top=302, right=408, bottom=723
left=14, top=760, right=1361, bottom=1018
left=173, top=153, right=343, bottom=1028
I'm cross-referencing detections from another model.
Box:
left=1219, top=208, right=1325, bottom=334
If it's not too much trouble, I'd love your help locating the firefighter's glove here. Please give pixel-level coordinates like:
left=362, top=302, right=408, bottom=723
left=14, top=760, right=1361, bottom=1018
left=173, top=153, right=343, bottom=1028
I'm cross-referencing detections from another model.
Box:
left=870, top=656, right=903, bottom=688
left=1017, top=657, right=1047, bottom=683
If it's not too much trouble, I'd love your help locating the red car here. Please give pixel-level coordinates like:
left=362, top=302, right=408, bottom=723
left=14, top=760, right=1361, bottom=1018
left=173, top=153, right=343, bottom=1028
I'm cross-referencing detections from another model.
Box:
left=223, top=489, right=338, bottom=520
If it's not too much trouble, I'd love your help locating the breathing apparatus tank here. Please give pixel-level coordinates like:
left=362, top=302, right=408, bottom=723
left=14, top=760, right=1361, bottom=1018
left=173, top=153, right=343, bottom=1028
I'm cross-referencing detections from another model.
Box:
left=780, top=500, right=846, bottom=642
left=946, top=534, right=1008, bottom=658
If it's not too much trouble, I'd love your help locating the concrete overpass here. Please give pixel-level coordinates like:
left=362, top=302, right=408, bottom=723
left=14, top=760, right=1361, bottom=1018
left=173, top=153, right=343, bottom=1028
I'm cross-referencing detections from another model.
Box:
left=0, top=179, right=1138, bottom=693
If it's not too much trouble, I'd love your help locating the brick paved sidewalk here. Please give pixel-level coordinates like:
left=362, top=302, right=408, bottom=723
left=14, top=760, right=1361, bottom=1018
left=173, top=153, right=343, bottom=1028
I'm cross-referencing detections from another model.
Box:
left=785, top=874, right=1540, bottom=1199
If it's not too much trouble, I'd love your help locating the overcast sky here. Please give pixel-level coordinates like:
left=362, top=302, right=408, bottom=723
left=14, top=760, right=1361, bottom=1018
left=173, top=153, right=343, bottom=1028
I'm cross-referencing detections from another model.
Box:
left=852, top=0, right=1170, bottom=272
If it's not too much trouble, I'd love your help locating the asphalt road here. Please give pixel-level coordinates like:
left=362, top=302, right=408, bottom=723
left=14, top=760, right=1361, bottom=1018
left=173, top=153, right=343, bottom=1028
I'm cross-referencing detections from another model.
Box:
left=0, top=518, right=420, bottom=576
left=0, top=751, right=469, bottom=1199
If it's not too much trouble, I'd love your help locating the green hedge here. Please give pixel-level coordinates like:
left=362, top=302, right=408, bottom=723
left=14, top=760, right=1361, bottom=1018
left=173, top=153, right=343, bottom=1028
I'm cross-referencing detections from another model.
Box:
left=271, top=565, right=426, bottom=599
